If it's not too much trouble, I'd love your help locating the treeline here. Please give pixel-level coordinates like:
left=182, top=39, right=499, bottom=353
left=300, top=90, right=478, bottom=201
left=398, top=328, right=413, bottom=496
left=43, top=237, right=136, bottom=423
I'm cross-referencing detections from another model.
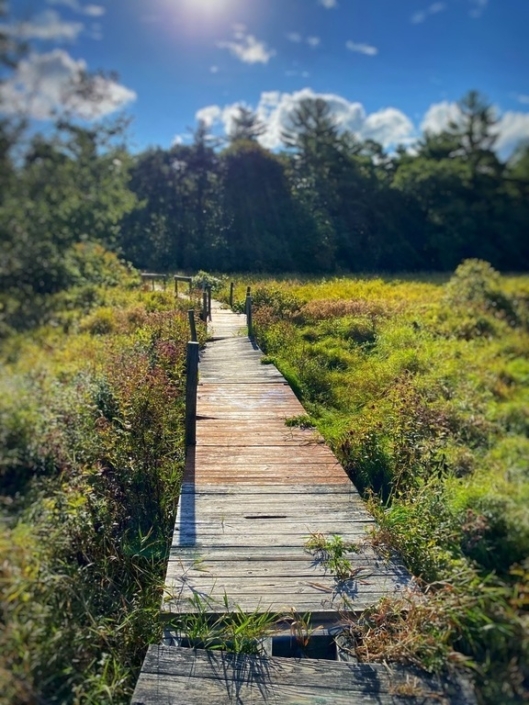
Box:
left=2, top=91, right=529, bottom=320
left=123, top=91, right=529, bottom=273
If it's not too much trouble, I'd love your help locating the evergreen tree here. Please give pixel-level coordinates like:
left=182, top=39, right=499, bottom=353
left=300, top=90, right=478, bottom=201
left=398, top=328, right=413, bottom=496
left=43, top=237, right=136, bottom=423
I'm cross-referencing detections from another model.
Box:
left=228, top=107, right=266, bottom=143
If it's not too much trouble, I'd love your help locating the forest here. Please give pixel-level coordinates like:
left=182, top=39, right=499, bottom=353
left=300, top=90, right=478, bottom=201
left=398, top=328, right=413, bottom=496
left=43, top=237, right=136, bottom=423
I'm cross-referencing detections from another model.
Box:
left=2, top=89, right=529, bottom=330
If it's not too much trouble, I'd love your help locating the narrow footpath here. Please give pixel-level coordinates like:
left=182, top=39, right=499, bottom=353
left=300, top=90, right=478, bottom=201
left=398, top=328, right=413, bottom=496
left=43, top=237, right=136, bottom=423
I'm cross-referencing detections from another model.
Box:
left=132, top=300, right=475, bottom=705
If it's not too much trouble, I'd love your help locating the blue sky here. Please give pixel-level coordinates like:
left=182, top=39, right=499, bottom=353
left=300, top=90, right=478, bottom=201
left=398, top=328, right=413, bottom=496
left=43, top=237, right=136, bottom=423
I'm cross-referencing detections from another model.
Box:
left=3, top=0, right=529, bottom=154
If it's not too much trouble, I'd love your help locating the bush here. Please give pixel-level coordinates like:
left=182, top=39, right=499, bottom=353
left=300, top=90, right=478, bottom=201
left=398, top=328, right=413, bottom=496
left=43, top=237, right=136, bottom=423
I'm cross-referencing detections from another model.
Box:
left=445, top=259, right=519, bottom=325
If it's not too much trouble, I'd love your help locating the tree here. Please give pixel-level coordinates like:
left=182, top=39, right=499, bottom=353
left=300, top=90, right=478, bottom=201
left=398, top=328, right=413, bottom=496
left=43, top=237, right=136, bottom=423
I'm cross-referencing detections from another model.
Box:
left=219, top=141, right=295, bottom=271
left=228, top=107, right=266, bottom=144
left=0, top=122, right=136, bottom=297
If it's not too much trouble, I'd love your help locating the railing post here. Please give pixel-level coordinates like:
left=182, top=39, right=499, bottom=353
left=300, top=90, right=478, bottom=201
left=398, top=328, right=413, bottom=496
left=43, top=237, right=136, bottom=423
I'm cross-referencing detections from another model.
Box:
left=175, top=278, right=179, bottom=297
left=207, top=286, right=212, bottom=320
left=246, top=294, right=253, bottom=338
left=188, top=279, right=192, bottom=297
left=229, top=282, right=234, bottom=308
left=185, top=341, right=200, bottom=447
left=188, top=309, right=197, bottom=342
left=245, top=287, right=251, bottom=316
left=202, top=290, right=208, bottom=322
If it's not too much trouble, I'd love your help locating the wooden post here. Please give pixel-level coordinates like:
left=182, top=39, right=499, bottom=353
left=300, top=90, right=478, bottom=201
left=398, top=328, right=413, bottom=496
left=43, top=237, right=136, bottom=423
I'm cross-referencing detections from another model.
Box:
left=207, top=286, right=212, bottom=320
left=188, top=309, right=197, bottom=342
left=229, top=282, right=234, bottom=308
left=185, top=341, right=200, bottom=447
left=245, top=287, right=251, bottom=316
left=246, top=294, right=253, bottom=338
left=202, top=290, right=208, bottom=322
left=175, top=278, right=179, bottom=297
left=188, top=279, right=192, bottom=297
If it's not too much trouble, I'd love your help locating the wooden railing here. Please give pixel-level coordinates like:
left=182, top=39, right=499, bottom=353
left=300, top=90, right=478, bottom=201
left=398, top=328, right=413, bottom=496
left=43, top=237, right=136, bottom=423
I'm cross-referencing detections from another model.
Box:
left=174, top=275, right=193, bottom=297
left=139, top=275, right=255, bottom=452
left=140, top=272, right=168, bottom=290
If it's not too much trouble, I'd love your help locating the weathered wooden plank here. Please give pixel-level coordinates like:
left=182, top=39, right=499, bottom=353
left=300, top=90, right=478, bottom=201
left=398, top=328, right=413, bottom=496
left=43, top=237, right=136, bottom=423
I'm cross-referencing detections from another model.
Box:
left=162, top=596, right=402, bottom=616
left=133, top=673, right=403, bottom=705
left=175, top=505, right=372, bottom=516
left=166, top=572, right=409, bottom=590
left=169, top=545, right=380, bottom=559
left=186, top=475, right=350, bottom=486
left=179, top=483, right=354, bottom=495
left=196, top=437, right=323, bottom=447
left=133, top=646, right=474, bottom=705
left=194, top=449, right=340, bottom=463
left=174, top=537, right=373, bottom=550
left=175, top=519, right=375, bottom=532
left=178, top=488, right=360, bottom=500
left=197, top=418, right=315, bottom=426
left=167, top=556, right=409, bottom=581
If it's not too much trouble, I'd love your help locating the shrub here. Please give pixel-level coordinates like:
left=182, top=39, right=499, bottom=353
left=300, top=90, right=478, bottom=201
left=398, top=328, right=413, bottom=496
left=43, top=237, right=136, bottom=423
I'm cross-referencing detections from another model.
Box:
left=79, top=306, right=116, bottom=335
left=445, top=259, right=519, bottom=325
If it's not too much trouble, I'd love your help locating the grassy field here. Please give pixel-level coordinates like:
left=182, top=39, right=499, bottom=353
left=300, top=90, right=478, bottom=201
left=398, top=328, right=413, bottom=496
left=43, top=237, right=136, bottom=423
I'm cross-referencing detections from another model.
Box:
left=0, top=264, right=207, bottom=704
left=221, top=260, right=529, bottom=704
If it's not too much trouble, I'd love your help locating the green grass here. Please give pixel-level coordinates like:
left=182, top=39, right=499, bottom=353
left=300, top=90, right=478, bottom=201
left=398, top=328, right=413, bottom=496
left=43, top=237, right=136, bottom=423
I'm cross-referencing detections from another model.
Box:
left=0, top=279, right=207, bottom=704
left=220, top=261, right=529, bottom=704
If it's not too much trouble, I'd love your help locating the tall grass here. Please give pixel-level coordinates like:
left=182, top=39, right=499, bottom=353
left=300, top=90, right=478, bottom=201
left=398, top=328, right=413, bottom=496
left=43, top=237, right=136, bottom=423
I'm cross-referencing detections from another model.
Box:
left=221, top=261, right=529, bottom=704
left=0, top=279, right=206, bottom=703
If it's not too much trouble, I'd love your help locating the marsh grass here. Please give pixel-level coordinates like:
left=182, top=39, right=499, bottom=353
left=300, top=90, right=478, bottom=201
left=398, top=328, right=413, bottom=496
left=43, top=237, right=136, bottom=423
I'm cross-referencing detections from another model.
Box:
left=0, top=278, right=207, bottom=703
left=221, top=262, right=529, bottom=703
left=166, top=593, right=279, bottom=656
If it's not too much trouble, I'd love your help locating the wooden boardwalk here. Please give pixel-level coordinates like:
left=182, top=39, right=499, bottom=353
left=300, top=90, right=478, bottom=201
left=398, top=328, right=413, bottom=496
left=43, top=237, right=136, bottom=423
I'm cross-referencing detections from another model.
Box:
left=162, top=301, right=414, bottom=617
left=132, top=300, right=475, bottom=704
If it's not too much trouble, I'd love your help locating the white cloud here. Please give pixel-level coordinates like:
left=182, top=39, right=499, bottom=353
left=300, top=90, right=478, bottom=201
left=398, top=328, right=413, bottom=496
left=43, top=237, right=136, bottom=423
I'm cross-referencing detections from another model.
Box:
left=210, top=65, right=219, bottom=74
left=411, top=2, right=446, bottom=24
left=494, top=113, right=529, bottom=153
left=363, top=108, right=415, bottom=145
left=2, top=10, right=83, bottom=41
left=196, top=105, right=223, bottom=128
left=422, top=100, right=529, bottom=154
left=0, top=49, right=136, bottom=121
left=217, top=28, right=276, bottom=64
left=319, top=0, right=338, bottom=8
left=307, top=36, right=321, bottom=48
left=196, top=89, right=414, bottom=151
left=515, top=94, right=529, bottom=106
left=346, top=40, right=378, bottom=56
left=421, top=100, right=462, bottom=133
left=47, top=0, right=106, bottom=16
